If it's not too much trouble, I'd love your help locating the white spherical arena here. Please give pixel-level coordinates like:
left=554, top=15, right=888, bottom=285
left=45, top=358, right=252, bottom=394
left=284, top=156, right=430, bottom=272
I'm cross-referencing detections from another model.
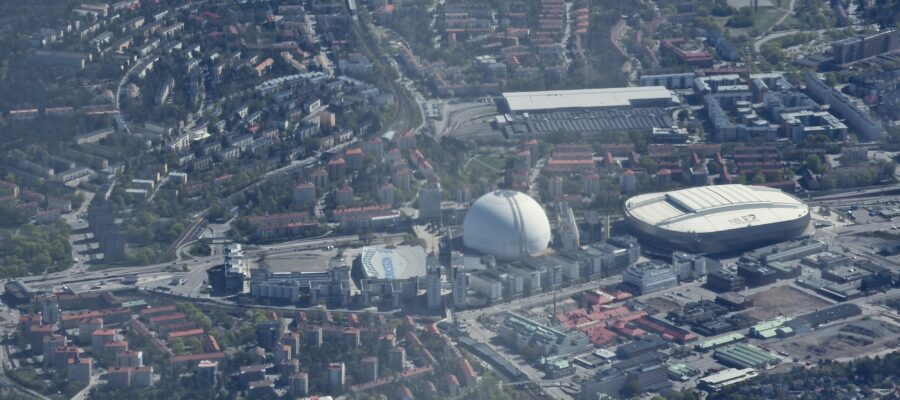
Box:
left=463, top=190, right=551, bottom=260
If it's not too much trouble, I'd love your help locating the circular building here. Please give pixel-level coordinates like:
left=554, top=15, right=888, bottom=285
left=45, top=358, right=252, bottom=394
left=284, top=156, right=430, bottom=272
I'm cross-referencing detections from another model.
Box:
left=463, top=190, right=551, bottom=260
left=624, top=184, right=809, bottom=254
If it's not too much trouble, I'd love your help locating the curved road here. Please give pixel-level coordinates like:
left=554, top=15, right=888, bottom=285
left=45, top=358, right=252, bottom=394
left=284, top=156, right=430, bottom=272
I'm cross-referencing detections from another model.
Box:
left=752, top=0, right=798, bottom=52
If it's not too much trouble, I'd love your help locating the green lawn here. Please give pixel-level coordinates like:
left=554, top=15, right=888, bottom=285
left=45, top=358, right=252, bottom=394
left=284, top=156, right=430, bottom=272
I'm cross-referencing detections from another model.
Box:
left=721, top=6, right=790, bottom=37
left=463, top=155, right=506, bottom=186
left=472, top=156, right=506, bottom=171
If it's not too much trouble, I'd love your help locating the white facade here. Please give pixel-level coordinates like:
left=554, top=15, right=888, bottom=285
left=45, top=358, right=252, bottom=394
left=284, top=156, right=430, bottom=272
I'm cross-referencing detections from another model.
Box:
left=358, top=245, right=427, bottom=280
left=622, top=261, right=677, bottom=294
left=328, top=363, right=345, bottom=389
left=557, top=203, right=580, bottom=251
left=502, top=86, right=676, bottom=112
left=672, top=252, right=707, bottom=281
left=468, top=274, right=503, bottom=301
left=418, top=183, right=442, bottom=221
left=463, top=190, right=551, bottom=260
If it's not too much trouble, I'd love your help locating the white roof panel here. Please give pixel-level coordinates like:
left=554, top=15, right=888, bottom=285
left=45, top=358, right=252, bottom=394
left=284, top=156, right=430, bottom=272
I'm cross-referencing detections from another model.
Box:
left=625, top=185, right=809, bottom=234
left=502, top=87, right=677, bottom=112
left=359, top=245, right=427, bottom=280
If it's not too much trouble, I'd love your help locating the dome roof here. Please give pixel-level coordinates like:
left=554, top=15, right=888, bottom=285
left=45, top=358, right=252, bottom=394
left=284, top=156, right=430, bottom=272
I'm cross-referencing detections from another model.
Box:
left=463, top=190, right=551, bottom=260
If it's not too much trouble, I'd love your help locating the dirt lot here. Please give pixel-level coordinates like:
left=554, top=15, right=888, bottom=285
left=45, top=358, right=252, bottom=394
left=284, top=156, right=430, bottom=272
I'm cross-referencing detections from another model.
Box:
left=643, top=297, right=682, bottom=315
left=769, top=317, right=900, bottom=362
left=747, top=285, right=832, bottom=320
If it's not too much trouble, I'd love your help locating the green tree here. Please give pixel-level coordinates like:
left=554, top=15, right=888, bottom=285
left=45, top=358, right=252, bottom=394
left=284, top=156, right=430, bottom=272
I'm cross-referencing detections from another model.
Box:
left=806, top=154, right=822, bottom=173
left=752, top=172, right=767, bottom=184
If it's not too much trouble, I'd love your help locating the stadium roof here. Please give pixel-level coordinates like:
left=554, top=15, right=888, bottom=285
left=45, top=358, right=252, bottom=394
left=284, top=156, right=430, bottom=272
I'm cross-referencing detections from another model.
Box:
left=359, top=245, right=427, bottom=280
left=625, top=184, right=808, bottom=234
left=502, top=87, right=677, bottom=112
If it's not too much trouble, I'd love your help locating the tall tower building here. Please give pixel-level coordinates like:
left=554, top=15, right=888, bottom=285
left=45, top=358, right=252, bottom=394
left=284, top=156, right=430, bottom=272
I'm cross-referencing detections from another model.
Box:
left=426, top=256, right=443, bottom=310
left=361, top=357, right=378, bottom=382
left=450, top=264, right=467, bottom=310
left=557, top=202, right=581, bottom=251
left=328, top=362, right=345, bottom=389
left=290, top=372, right=309, bottom=397
left=41, top=300, right=60, bottom=325
left=418, top=182, right=442, bottom=221
left=548, top=176, right=564, bottom=200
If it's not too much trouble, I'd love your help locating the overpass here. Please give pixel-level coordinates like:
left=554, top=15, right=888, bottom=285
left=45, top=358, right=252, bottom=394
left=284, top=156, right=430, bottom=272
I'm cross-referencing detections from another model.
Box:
left=808, top=184, right=900, bottom=202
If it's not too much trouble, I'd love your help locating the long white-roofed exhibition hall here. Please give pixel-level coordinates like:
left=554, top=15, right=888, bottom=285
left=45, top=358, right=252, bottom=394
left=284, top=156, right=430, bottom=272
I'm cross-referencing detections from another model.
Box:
left=501, top=86, right=678, bottom=112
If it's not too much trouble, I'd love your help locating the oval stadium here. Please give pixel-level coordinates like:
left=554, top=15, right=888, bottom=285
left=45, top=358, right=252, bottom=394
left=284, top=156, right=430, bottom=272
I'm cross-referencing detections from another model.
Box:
left=623, top=185, right=810, bottom=254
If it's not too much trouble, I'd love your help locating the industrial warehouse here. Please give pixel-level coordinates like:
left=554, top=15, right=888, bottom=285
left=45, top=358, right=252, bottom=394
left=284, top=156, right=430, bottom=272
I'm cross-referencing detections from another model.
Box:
left=499, top=87, right=679, bottom=112
left=623, top=184, right=811, bottom=253
left=494, top=87, right=681, bottom=139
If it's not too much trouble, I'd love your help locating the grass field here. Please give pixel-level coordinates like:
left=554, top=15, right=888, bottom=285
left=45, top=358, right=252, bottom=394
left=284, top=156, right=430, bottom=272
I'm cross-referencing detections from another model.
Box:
left=719, top=6, right=791, bottom=37
left=469, top=155, right=506, bottom=172
left=462, top=155, right=506, bottom=187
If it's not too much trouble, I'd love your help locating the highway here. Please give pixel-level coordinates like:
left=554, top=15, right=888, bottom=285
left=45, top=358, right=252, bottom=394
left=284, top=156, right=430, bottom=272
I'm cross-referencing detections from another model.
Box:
left=21, top=233, right=407, bottom=295
left=809, top=184, right=900, bottom=202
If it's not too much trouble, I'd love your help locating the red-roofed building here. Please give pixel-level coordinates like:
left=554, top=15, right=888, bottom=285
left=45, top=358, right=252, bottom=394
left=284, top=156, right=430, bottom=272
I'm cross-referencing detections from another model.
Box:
left=398, top=130, right=417, bottom=150
left=53, top=346, right=80, bottom=369
left=546, top=158, right=596, bottom=173
left=293, top=182, right=316, bottom=205
left=611, top=321, right=647, bottom=338
left=68, top=357, right=92, bottom=384
left=104, top=341, right=129, bottom=358
left=156, top=321, right=197, bottom=335
left=661, top=38, right=714, bottom=67
left=205, top=335, right=221, bottom=353
left=447, top=374, right=461, bottom=396
left=310, top=168, right=329, bottom=187
left=581, top=325, right=617, bottom=346
left=458, top=358, right=478, bottom=386
left=332, top=204, right=396, bottom=231
left=345, top=147, right=364, bottom=170
left=349, top=365, right=434, bottom=393
left=327, top=157, right=347, bottom=179
left=249, top=212, right=318, bottom=239
left=630, top=317, right=698, bottom=343
left=148, top=313, right=186, bottom=328
left=61, top=307, right=130, bottom=329
left=117, top=350, right=143, bottom=367
left=107, top=367, right=133, bottom=387
left=167, top=328, right=205, bottom=340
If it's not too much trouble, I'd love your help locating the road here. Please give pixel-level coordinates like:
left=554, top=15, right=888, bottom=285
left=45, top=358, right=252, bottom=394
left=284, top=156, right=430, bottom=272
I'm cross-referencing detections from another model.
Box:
left=753, top=29, right=800, bottom=52
left=70, top=375, right=99, bottom=400
left=114, top=55, right=153, bottom=135
left=751, top=0, right=802, bottom=52
left=23, top=233, right=406, bottom=296
left=772, top=0, right=797, bottom=32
